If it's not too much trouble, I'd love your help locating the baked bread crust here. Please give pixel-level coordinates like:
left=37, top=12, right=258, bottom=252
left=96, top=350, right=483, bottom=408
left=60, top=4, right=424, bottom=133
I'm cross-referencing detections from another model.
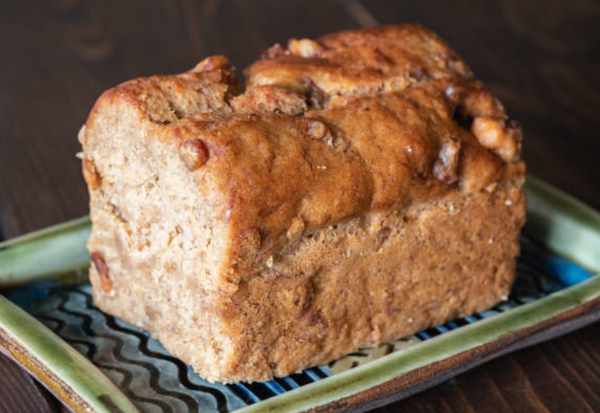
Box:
left=80, top=24, right=526, bottom=382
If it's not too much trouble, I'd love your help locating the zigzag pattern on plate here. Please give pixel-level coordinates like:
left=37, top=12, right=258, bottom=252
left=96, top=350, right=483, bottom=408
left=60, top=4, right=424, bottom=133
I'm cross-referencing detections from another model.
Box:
left=31, top=286, right=245, bottom=413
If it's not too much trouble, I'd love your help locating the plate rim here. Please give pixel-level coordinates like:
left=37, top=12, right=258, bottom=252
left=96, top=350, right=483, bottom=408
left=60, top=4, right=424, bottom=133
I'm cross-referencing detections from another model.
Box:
left=0, top=293, right=140, bottom=413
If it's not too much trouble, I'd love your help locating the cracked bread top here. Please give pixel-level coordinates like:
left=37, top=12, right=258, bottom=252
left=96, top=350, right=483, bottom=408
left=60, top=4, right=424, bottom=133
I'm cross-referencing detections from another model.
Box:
left=81, top=24, right=525, bottom=286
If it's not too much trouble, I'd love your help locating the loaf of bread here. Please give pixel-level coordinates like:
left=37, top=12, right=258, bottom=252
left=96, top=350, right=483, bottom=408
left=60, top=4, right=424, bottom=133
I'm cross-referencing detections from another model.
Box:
left=79, top=24, right=526, bottom=383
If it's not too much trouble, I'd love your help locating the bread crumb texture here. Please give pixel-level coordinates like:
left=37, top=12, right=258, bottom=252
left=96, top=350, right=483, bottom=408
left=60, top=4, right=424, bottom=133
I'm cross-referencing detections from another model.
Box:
left=80, top=24, right=526, bottom=382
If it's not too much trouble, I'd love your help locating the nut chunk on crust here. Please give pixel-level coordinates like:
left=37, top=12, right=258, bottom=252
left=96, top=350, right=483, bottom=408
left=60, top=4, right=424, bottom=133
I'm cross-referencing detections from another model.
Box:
left=80, top=24, right=526, bottom=383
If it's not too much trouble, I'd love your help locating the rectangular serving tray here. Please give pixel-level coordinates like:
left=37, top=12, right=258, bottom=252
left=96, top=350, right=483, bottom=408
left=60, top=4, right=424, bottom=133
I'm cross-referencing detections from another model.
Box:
left=0, top=176, right=599, bottom=413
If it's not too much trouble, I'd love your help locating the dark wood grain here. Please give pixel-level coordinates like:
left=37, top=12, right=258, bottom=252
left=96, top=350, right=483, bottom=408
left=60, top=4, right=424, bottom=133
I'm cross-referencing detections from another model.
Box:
left=0, top=353, right=60, bottom=413
left=383, top=323, right=600, bottom=413
left=0, top=0, right=598, bottom=412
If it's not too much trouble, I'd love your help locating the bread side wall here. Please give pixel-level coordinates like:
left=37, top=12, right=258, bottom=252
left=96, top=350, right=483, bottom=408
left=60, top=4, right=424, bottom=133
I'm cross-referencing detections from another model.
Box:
left=208, top=181, right=525, bottom=382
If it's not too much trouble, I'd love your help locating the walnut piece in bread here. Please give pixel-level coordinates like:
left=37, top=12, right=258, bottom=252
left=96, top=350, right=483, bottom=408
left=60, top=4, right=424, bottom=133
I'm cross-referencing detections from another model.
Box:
left=80, top=24, right=526, bottom=383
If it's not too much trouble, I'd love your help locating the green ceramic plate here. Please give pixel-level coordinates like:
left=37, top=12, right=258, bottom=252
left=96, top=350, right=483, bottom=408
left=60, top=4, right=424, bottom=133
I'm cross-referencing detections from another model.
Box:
left=0, top=176, right=599, bottom=413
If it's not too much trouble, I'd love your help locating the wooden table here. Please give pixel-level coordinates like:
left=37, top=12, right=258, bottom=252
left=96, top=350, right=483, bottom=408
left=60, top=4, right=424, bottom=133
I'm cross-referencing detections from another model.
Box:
left=1, top=0, right=599, bottom=412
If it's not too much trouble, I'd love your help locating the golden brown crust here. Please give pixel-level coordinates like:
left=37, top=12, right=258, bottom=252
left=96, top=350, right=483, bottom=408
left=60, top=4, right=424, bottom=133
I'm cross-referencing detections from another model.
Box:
left=81, top=24, right=527, bottom=382
left=246, top=25, right=472, bottom=99
left=84, top=25, right=523, bottom=286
